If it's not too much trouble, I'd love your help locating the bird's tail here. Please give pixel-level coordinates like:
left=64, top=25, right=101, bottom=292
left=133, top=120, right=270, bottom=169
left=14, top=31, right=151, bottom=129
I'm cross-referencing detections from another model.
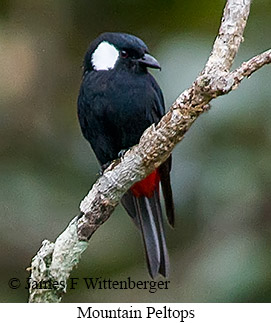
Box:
left=121, top=188, right=169, bottom=278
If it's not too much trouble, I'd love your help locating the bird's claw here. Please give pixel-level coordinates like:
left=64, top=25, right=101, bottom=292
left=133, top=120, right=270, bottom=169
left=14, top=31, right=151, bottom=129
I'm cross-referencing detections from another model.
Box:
left=118, top=149, right=129, bottom=158
left=99, top=161, right=111, bottom=175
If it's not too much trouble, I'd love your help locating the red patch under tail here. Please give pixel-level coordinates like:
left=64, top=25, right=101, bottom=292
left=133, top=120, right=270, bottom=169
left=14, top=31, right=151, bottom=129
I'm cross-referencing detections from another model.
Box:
left=131, top=169, right=160, bottom=198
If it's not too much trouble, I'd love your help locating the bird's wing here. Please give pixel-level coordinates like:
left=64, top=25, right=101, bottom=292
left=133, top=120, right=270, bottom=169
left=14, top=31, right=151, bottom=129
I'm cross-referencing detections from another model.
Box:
left=146, top=73, right=165, bottom=121
left=121, top=75, right=174, bottom=278
left=159, top=156, right=175, bottom=227
left=147, top=74, right=175, bottom=227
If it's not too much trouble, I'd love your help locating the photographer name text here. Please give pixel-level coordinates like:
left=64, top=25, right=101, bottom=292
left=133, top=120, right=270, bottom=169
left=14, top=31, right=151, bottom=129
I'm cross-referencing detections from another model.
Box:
left=26, top=277, right=170, bottom=294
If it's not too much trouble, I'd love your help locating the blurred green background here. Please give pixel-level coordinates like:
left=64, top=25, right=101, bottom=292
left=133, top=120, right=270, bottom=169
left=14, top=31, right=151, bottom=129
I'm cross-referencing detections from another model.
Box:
left=1, top=0, right=271, bottom=303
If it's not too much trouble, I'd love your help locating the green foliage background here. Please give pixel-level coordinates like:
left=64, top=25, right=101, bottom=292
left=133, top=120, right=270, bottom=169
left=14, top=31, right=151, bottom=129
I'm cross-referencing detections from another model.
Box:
left=0, top=0, right=271, bottom=302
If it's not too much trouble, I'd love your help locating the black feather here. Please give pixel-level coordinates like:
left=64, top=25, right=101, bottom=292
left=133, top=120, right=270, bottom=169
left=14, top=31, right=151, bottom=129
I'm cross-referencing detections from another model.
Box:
left=159, top=156, right=175, bottom=227
left=122, top=190, right=169, bottom=278
left=77, top=32, right=175, bottom=278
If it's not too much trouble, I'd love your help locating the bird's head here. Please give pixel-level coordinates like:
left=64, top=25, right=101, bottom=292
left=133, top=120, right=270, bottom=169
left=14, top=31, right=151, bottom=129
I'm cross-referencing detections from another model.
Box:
left=83, top=32, right=161, bottom=73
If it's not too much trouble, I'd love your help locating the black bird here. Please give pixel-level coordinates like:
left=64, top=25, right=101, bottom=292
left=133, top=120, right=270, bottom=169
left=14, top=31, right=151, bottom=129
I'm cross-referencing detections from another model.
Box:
left=77, top=32, right=174, bottom=278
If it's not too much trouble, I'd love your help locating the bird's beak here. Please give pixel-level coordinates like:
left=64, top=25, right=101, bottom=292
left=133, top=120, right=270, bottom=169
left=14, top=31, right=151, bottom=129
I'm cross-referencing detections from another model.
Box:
left=138, top=53, right=161, bottom=70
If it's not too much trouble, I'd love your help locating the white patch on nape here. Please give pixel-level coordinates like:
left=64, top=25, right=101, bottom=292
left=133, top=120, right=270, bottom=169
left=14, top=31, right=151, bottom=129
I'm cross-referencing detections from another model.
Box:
left=91, top=41, right=119, bottom=71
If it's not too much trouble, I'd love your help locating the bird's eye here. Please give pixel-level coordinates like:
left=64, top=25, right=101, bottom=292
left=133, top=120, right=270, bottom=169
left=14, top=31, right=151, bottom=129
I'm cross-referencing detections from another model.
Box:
left=120, top=50, right=129, bottom=58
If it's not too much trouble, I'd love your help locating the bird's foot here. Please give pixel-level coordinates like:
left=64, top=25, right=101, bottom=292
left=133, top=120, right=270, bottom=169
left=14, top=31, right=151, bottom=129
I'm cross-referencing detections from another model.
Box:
left=99, top=161, right=111, bottom=175
left=118, top=148, right=129, bottom=158
left=99, top=149, right=130, bottom=175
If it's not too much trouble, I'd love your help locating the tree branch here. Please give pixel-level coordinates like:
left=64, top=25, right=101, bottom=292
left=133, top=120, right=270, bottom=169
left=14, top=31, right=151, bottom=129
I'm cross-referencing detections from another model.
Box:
left=28, top=0, right=271, bottom=303
left=203, top=0, right=251, bottom=74
left=229, top=49, right=271, bottom=87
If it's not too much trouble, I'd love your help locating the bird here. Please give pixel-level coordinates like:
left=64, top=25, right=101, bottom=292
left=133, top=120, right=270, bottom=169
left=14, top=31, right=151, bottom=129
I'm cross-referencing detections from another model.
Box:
left=77, top=32, right=174, bottom=278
